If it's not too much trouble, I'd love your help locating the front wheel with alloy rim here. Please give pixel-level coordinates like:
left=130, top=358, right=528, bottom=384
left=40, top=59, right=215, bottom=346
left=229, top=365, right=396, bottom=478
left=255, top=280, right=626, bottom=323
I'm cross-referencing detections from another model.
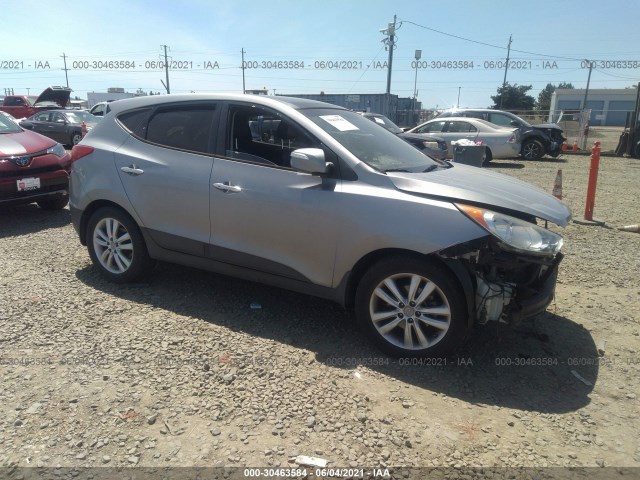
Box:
left=86, top=207, right=154, bottom=283
left=355, top=257, right=468, bottom=358
left=521, top=139, right=545, bottom=160
left=71, top=132, right=82, bottom=146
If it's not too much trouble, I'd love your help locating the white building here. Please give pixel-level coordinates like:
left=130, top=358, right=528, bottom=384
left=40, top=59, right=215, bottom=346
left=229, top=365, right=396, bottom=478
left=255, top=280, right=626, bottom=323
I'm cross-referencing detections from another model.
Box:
left=549, top=88, right=638, bottom=126
left=86, top=88, right=146, bottom=108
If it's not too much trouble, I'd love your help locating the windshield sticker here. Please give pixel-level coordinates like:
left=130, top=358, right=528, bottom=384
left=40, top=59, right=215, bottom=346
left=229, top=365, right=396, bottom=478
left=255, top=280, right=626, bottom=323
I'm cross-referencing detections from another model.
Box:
left=319, top=115, right=359, bottom=131
left=374, top=117, right=385, bottom=125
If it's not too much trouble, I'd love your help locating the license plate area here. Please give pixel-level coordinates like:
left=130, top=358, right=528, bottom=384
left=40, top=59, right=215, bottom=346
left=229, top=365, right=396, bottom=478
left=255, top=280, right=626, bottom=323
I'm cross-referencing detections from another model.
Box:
left=16, top=177, right=41, bottom=192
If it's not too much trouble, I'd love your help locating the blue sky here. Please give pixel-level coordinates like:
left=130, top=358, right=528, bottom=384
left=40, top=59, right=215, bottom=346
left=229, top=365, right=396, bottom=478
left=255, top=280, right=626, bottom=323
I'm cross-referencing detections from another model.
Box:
left=2, top=0, right=639, bottom=108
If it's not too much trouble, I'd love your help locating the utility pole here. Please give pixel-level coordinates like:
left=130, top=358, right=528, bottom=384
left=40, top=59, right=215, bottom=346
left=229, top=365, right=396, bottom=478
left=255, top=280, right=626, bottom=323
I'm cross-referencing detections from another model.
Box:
left=625, top=83, right=639, bottom=156
left=457, top=87, right=461, bottom=108
left=385, top=15, right=396, bottom=95
left=499, top=35, right=512, bottom=109
left=60, top=52, right=69, bottom=87
left=412, top=50, right=421, bottom=126
left=582, top=60, right=594, bottom=109
left=579, top=60, right=595, bottom=149
left=161, top=45, right=170, bottom=94
left=380, top=15, right=397, bottom=118
left=241, top=48, right=246, bottom=94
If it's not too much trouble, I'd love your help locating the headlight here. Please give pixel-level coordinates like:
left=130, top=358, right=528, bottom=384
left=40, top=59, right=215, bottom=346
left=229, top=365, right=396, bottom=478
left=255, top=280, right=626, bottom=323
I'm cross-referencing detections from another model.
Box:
left=457, top=204, right=563, bottom=255
left=47, top=143, right=66, bottom=158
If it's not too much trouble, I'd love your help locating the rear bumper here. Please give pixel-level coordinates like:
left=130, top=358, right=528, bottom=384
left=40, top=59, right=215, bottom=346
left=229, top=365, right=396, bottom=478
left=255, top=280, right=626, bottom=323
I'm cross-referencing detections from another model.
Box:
left=71, top=205, right=83, bottom=238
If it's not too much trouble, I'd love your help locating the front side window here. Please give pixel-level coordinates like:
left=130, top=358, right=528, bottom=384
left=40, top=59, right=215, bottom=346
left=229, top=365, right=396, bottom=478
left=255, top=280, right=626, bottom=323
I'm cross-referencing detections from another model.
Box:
left=145, top=106, right=216, bottom=154
left=227, top=105, right=318, bottom=167
left=33, top=112, right=50, bottom=122
left=447, top=121, right=477, bottom=133
left=92, top=104, right=104, bottom=116
left=52, top=113, right=66, bottom=123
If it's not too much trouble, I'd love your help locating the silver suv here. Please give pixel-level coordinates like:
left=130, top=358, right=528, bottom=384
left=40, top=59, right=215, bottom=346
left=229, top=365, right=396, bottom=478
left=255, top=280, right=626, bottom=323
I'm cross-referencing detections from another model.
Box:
left=69, top=94, right=570, bottom=357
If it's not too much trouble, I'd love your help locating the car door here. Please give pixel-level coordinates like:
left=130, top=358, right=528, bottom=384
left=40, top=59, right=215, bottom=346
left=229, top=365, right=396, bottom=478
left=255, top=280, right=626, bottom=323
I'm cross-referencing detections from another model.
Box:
left=113, top=102, right=219, bottom=256
left=208, top=102, right=341, bottom=287
left=28, top=112, right=54, bottom=139
left=440, top=120, right=479, bottom=156
left=49, top=112, right=71, bottom=144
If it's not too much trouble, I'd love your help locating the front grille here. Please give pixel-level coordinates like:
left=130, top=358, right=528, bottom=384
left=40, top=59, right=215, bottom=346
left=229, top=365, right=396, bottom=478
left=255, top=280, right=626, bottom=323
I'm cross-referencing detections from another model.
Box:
left=0, top=164, right=64, bottom=179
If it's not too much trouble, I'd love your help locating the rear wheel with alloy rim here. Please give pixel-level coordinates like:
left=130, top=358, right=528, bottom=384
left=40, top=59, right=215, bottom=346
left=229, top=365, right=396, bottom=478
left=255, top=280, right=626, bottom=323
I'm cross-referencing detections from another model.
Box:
left=521, top=139, right=545, bottom=160
left=86, top=207, right=154, bottom=282
left=355, top=256, right=468, bottom=357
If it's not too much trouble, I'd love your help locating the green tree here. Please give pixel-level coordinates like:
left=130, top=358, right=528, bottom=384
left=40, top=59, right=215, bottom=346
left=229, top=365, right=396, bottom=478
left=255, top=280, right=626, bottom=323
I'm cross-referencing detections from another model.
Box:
left=536, top=82, right=574, bottom=112
left=490, top=83, right=535, bottom=110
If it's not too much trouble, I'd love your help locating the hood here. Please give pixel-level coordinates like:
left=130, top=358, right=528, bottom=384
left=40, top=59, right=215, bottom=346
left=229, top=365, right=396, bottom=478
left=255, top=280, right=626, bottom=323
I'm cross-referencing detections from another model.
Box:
left=0, top=130, right=56, bottom=157
left=34, top=86, right=73, bottom=108
left=532, top=122, right=563, bottom=131
left=387, top=163, right=571, bottom=227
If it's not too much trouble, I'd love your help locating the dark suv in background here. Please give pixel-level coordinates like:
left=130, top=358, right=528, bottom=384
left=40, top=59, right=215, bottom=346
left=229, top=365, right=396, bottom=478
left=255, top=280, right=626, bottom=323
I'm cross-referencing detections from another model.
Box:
left=434, top=108, right=565, bottom=160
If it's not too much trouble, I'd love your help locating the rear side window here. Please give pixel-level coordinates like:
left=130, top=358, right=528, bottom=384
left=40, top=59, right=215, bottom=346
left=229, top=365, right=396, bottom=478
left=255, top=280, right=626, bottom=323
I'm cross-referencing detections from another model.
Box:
left=146, top=107, right=216, bottom=154
left=416, top=121, right=446, bottom=133
left=4, top=97, right=25, bottom=107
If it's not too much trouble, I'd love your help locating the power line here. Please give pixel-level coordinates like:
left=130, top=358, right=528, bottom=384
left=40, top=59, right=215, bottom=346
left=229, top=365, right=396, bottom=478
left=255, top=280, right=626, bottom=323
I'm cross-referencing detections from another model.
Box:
left=398, top=19, right=584, bottom=61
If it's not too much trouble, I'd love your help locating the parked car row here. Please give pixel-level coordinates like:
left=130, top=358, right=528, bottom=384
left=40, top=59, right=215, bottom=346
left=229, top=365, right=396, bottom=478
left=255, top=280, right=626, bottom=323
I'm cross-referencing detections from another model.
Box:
left=433, top=108, right=566, bottom=159
left=19, top=110, right=99, bottom=147
left=66, top=93, right=570, bottom=358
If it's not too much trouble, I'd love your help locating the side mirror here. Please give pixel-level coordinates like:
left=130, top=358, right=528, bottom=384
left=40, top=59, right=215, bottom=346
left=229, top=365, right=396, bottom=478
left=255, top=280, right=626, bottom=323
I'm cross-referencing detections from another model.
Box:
left=510, top=120, right=520, bottom=127
left=290, top=148, right=331, bottom=174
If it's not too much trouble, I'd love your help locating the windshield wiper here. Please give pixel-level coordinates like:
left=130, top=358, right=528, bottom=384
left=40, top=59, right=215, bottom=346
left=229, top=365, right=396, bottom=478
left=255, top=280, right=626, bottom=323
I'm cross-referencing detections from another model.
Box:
left=383, top=168, right=412, bottom=173
left=422, top=165, right=439, bottom=172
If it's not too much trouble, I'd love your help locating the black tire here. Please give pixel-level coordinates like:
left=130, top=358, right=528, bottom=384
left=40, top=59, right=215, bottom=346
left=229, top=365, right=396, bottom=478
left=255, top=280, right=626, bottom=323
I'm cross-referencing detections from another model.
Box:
left=36, top=193, right=68, bottom=210
left=86, top=206, right=154, bottom=283
left=521, top=139, right=545, bottom=160
left=71, top=132, right=83, bottom=146
left=483, top=148, right=493, bottom=164
left=354, top=256, right=469, bottom=358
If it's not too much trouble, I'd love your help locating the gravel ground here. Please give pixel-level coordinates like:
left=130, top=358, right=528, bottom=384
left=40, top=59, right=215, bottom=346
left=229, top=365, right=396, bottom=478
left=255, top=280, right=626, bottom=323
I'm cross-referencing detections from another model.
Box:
left=0, top=153, right=639, bottom=475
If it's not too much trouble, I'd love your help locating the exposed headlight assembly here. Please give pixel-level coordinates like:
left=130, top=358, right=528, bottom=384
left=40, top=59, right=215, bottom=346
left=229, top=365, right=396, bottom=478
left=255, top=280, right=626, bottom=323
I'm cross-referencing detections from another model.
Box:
left=457, top=204, right=563, bottom=255
left=47, top=143, right=66, bottom=158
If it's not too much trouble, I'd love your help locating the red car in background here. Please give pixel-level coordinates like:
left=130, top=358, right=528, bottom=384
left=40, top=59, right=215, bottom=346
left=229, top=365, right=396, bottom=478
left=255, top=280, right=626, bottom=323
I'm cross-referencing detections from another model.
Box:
left=0, top=112, right=71, bottom=210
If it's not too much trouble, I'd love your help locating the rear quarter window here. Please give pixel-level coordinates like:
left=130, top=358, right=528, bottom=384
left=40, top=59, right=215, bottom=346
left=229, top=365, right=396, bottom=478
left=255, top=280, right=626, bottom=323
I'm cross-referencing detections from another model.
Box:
left=146, top=107, right=216, bottom=154
left=117, top=108, right=153, bottom=138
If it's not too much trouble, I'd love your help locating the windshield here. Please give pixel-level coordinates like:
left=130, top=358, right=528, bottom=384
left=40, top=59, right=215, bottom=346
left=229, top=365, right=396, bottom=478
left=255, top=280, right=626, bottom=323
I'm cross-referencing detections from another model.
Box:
left=365, top=114, right=403, bottom=134
left=0, top=113, right=22, bottom=133
left=302, top=108, right=437, bottom=172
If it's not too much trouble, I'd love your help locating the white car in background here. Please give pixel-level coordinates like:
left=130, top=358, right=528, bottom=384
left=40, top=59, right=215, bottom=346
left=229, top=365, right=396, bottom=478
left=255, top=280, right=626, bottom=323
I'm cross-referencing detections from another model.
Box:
left=406, top=117, right=521, bottom=161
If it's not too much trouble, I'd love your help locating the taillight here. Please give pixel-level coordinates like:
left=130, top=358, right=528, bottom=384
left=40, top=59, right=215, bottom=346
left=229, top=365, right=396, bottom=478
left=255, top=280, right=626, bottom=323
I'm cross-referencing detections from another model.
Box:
left=71, top=145, right=94, bottom=161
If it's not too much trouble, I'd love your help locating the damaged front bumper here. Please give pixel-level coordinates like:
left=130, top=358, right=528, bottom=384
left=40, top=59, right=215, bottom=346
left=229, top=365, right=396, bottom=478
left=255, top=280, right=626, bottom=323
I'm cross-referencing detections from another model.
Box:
left=442, top=238, right=564, bottom=326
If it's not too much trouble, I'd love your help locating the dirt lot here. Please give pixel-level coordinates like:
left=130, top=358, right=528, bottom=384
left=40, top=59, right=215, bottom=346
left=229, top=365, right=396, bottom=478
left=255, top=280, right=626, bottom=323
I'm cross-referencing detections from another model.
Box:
left=1, top=153, right=639, bottom=478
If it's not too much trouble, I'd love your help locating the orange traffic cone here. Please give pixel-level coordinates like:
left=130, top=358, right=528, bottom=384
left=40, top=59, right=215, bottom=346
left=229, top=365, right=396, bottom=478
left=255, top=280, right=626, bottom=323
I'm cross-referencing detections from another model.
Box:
left=561, top=142, right=568, bottom=151
left=81, top=121, right=88, bottom=138
left=552, top=169, right=563, bottom=200
left=572, top=141, right=578, bottom=151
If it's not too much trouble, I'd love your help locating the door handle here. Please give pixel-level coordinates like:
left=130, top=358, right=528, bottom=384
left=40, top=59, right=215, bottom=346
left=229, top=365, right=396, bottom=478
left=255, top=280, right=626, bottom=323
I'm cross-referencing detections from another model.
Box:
left=120, top=165, right=144, bottom=176
left=213, top=182, right=241, bottom=193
